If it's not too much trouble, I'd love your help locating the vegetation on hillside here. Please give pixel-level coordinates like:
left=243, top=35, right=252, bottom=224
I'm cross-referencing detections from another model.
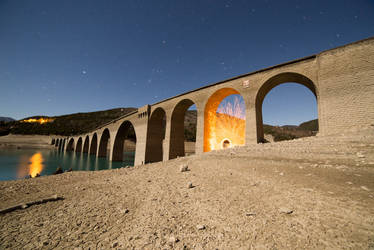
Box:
left=263, top=119, right=318, bottom=142
left=0, top=108, right=136, bottom=136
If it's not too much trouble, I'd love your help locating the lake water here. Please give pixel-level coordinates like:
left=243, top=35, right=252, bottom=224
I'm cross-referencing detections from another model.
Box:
left=0, top=148, right=134, bottom=181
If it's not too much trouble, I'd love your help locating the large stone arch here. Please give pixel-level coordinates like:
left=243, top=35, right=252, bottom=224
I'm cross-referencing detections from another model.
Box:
left=55, top=139, right=59, bottom=148
left=51, top=138, right=55, bottom=145
left=98, top=129, right=110, bottom=158
left=255, top=72, right=318, bottom=143
left=112, top=120, right=136, bottom=162
left=76, top=137, right=83, bottom=153
left=204, top=87, right=245, bottom=152
left=83, top=136, right=89, bottom=153
left=145, top=107, right=166, bottom=163
left=90, top=133, right=98, bottom=155
left=169, top=99, right=196, bottom=159
left=66, top=138, right=75, bottom=152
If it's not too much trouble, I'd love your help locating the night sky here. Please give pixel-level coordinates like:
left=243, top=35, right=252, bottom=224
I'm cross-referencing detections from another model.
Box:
left=1, top=0, right=373, bottom=125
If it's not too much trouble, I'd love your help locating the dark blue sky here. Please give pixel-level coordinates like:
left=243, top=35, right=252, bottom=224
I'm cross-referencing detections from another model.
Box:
left=1, top=0, right=373, bottom=125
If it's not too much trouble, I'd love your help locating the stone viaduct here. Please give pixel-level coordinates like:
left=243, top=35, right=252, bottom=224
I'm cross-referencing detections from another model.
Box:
left=52, top=37, right=374, bottom=166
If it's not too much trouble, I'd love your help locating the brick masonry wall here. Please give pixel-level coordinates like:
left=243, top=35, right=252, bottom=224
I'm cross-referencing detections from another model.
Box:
left=318, top=38, right=374, bottom=135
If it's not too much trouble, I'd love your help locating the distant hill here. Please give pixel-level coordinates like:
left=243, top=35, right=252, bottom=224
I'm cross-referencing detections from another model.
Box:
left=1, top=108, right=136, bottom=136
left=263, top=119, right=318, bottom=142
left=0, top=117, right=15, bottom=122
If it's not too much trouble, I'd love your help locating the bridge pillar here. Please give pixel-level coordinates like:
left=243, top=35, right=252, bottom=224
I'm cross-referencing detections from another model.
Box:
left=245, top=94, right=258, bottom=144
left=194, top=104, right=205, bottom=155
left=95, top=132, right=101, bottom=157
left=134, top=105, right=150, bottom=165
left=108, top=135, right=114, bottom=162
left=162, top=110, right=173, bottom=162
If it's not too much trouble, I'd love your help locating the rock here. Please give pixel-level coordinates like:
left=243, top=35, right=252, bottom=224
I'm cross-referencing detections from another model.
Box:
left=361, top=186, right=370, bottom=191
left=187, top=182, right=194, bottom=188
left=279, top=172, right=284, bottom=176
left=245, top=212, right=256, bottom=216
left=112, top=242, right=118, bottom=248
left=196, top=224, right=206, bottom=230
left=53, top=167, right=64, bottom=175
left=66, top=168, right=73, bottom=172
left=180, top=164, right=189, bottom=172
left=356, top=152, right=365, bottom=158
left=168, top=236, right=179, bottom=244
left=123, top=209, right=129, bottom=214
left=279, top=208, right=293, bottom=214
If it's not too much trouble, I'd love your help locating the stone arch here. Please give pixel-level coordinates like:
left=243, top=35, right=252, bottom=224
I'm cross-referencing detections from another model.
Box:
left=255, top=72, right=318, bottom=143
left=145, top=107, right=166, bottom=163
left=76, top=137, right=83, bottom=153
left=51, top=138, right=55, bottom=145
left=55, top=139, right=59, bottom=148
left=90, top=133, right=98, bottom=155
left=169, top=99, right=196, bottom=159
left=204, top=87, right=245, bottom=152
left=61, top=139, right=66, bottom=151
left=83, top=136, right=89, bottom=153
left=58, top=139, right=63, bottom=151
left=98, top=129, right=110, bottom=158
left=112, top=121, right=136, bottom=162
left=66, top=138, right=75, bottom=152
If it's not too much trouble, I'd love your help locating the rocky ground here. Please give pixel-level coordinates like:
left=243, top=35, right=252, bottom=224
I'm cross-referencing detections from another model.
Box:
left=0, top=128, right=374, bottom=249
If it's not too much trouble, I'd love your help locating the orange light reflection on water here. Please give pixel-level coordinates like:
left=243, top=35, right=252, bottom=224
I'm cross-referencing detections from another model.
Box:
left=29, top=153, right=44, bottom=177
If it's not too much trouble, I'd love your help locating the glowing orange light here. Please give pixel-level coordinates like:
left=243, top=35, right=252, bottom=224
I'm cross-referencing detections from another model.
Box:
left=204, top=89, right=246, bottom=152
left=21, top=118, right=54, bottom=124
left=29, top=153, right=44, bottom=177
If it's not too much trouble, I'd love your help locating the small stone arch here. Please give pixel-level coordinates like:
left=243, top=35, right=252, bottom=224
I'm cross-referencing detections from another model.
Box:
left=255, top=72, right=318, bottom=143
left=83, top=136, right=90, bottom=153
left=51, top=138, right=55, bottom=145
left=61, top=139, right=66, bottom=151
left=76, top=137, right=83, bottom=153
left=98, top=129, right=111, bottom=158
left=112, top=120, right=136, bottom=162
left=169, top=99, right=196, bottom=159
left=90, top=133, right=98, bottom=155
left=204, top=87, right=246, bottom=152
left=66, top=138, right=75, bottom=152
left=145, top=107, right=166, bottom=163
left=58, top=138, right=64, bottom=151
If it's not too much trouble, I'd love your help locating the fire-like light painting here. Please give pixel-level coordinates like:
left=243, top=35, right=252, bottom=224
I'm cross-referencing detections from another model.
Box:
left=21, top=117, right=54, bottom=124
left=204, top=88, right=246, bottom=152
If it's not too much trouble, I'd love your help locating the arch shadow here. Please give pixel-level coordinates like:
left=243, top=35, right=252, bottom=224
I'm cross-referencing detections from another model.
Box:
left=145, top=107, right=166, bottom=163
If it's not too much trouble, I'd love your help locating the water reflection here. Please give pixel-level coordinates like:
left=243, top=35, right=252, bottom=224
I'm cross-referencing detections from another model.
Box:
left=17, top=152, right=44, bottom=178
left=29, top=153, right=44, bottom=177
left=1, top=148, right=134, bottom=181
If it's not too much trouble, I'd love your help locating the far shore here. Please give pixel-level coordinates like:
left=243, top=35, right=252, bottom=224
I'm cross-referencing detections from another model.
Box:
left=0, top=134, right=54, bottom=149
